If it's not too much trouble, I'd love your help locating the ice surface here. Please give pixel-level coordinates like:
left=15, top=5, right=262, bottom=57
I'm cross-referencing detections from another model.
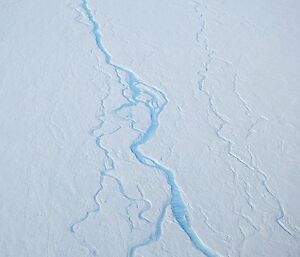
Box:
left=0, top=0, right=299, bottom=257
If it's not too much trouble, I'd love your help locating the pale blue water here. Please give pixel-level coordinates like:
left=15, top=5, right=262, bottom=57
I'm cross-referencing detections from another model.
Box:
left=78, top=1, right=219, bottom=256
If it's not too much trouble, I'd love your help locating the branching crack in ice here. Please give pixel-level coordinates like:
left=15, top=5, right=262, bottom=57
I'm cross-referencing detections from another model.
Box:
left=70, top=0, right=221, bottom=257
left=193, top=0, right=297, bottom=244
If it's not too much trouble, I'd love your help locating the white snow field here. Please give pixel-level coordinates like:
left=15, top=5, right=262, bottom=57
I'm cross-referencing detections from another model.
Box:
left=0, top=0, right=299, bottom=256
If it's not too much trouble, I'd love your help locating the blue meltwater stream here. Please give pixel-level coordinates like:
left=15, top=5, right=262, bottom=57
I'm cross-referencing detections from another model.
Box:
left=81, top=1, right=219, bottom=256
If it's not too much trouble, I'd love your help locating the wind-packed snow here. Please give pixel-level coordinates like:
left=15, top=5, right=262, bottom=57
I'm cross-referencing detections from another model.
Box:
left=0, top=0, right=299, bottom=257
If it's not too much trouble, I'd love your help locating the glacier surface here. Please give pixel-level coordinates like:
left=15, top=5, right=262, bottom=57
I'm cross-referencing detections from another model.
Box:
left=0, top=0, right=299, bottom=257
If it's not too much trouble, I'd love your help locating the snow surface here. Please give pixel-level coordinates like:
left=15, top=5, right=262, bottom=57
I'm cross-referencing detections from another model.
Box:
left=0, top=0, right=299, bottom=257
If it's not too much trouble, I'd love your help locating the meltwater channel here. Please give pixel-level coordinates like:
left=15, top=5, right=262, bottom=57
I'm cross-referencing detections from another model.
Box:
left=80, top=1, right=220, bottom=256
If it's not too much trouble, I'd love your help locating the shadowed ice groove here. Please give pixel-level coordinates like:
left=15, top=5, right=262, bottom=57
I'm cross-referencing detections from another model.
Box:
left=193, top=0, right=298, bottom=240
left=70, top=124, right=154, bottom=256
left=77, top=0, right=221, bottom=257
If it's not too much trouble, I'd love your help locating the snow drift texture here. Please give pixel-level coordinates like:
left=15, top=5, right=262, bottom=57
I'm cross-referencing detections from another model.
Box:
left=0, top=0, right=299, bottom=257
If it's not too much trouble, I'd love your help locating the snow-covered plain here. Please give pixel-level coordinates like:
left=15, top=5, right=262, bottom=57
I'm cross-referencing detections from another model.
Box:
left=0, top=0, right=299, bottom=256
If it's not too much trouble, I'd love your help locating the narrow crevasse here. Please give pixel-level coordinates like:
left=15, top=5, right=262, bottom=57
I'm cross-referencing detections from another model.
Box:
left=70, top=1, right=221, bottom=257
left=193, top=1, right=298, bottom=254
